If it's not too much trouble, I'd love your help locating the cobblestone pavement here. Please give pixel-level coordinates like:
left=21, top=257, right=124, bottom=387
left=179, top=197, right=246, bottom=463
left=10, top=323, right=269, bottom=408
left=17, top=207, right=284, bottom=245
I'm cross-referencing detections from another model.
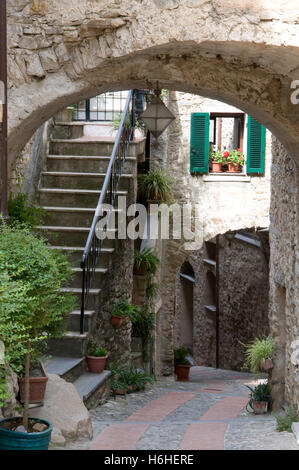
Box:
left=64, top=367, right=299, bottom=450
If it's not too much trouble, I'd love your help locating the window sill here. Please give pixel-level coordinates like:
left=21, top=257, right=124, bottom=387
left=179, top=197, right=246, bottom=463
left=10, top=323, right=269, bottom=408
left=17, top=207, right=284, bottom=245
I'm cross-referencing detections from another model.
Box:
left=203, top=173, right=251, bottom=182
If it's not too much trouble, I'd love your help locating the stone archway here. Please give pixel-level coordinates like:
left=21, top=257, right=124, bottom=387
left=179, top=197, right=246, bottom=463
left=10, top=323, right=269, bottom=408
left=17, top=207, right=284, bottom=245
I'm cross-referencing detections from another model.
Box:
left=4, top=0, right=299, bottom=409
left=6, top=0, right=299, bottom=174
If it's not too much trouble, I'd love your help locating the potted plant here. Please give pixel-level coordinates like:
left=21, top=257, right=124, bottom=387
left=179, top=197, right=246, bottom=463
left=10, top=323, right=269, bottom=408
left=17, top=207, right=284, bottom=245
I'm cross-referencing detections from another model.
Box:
left=112, top=113, right=141, bottom=141
left=86, top=340, right=108, bottom=373
left=0, top=223, right=74, bottom=450
left=226, top=148, right=245, bottom=173
left=242, top=336, right=274, bottom=381
left=246, top=382, right=272, bottom=414
left=111, top=299, right=137, bottom=327
left=209, top=149, right=224, bottom=173
left=18, top=360, right=48, bottom=405
left=174, top=347, right=192, bottom=381
left=133, top=247, right=160, bottom=276
left=138, top=169, right=173, bottom=207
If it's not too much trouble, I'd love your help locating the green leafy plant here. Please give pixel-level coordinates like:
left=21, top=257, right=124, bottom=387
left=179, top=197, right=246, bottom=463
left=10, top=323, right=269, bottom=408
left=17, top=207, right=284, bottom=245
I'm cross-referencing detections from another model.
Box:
left=227, top=148, right=245, bottom=166
left=138, top=169, right=173, bottom=204
left=275, top=407, right=299, bottom=432
left=129, top=306, right=155, bottom=362
left=0, top=223, right=75, bottom=430
left=246, top=382, right=272, bottom=403
left=87, top=340, right=107, bottom=357
left=134, top=248, right=160, bottom=275
left=112, top=113, right=141, bottom=131
left=112, top=299, right=139, bottom=319
left=0, top=365, right=12, bottom=409
left=110, top=364, right=154, bottom=398
left=174, top=347, right=191, bottom=366
left=242, top=336, right=274, bottom=375
left=209, top=149, right=224, bottom=163
left=8, top=193, right=45, bottom=228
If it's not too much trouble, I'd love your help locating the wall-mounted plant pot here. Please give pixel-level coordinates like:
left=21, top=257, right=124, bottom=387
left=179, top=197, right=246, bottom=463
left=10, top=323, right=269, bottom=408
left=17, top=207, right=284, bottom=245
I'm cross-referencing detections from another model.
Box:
left=175, top=364, right=192, bottom=381
left=87, top=355, right=108, bottom=374
left=252, top=400, right=268, bottom=414
left=133, top=265, right=147, bottom=276
left=18, top=362, right=48, bottom=405
left=227, top=163, right=241, bottom=173
left=111, top=315, right=126, bottom=327
left=264, top=358, right=273, bottom=371
left=211, top=162, right=223, bottom=173
left=0, top=417, right=52, bottom=450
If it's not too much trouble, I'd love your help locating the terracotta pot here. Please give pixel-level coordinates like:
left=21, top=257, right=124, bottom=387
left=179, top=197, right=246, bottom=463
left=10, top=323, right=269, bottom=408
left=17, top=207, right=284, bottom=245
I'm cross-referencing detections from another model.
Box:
left=86, top=355, right=107, bottom=374
left=175, top=364, right=192, bottom=381
left=111, top=315, right=126, bottom=327
left=211, top=162, right=223, bottom=173
left=264, top=358, right=273, bottom=371
left=227, top=163, right=241, bottom=173
left=133, top=264, right=147, bottom=276
left=18, top=363, right=48, bottom=404
left=252, top=400, right=268, bottom=414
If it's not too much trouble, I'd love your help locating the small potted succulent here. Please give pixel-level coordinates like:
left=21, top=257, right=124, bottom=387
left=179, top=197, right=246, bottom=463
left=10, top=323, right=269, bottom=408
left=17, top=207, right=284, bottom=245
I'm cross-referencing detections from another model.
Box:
left=209, top=149, right=224, bottom=173
left=246, top=382, right=272, bottom=414
left=174, top=347, right=192, bottom=381
left=226, top=148, right=245, bottom=173
left=86, top=340, right=108, bottom=373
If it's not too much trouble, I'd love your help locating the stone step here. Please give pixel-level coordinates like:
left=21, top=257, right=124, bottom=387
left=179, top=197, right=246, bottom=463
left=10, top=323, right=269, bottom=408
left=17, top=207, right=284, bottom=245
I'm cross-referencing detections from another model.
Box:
left=45, top=356, right=86, bottom=383
left=67, top=310, right=96, bottom=333
left=46, top=155, right=136, bottom=173
left=69, top=267, right=107, bottom=288
left=35, top=225, right=116, bottom=247
left=50, top=138, right=145, bottom=159
left=47, top=331, right=89, bottom=357
left=62, top=286, right=101, bottom=311
left=73, top=370, right=111, bottom=409
left=52, top=122, right=84, bottom=140
left=43, top=206, right=122, bottom=229
left=48, top=245, right=114, bottom=268
left=41, top=171, right=133, bottom=191
left=39, top=187, right=128, bottom=207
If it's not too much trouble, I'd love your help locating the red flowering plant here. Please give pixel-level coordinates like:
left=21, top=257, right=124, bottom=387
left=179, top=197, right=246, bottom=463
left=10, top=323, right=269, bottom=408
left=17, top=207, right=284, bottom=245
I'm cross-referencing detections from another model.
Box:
left=209, top=149, right=224, bottom=163
left=227, top=148, right=245, bottom=166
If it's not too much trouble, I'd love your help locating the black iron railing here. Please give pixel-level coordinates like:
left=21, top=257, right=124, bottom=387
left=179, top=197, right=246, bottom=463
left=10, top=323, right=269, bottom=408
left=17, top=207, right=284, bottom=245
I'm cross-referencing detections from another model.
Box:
left=80, top=89, right=136, bottom=333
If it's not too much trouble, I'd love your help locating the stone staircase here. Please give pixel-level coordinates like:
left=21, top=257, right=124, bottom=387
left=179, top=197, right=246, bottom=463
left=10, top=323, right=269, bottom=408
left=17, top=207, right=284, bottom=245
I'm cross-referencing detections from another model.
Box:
left=37, top=111, right=144, bottom=407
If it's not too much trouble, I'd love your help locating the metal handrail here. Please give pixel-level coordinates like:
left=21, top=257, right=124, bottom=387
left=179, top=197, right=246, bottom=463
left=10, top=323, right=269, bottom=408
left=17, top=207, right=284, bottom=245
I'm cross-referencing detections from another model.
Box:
left=80, top=90, right=135, bottom=334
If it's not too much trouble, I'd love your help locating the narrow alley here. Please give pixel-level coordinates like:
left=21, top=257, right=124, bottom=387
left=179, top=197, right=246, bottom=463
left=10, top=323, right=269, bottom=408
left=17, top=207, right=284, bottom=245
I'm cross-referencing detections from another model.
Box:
left=62, top=367, right=298, bottom=451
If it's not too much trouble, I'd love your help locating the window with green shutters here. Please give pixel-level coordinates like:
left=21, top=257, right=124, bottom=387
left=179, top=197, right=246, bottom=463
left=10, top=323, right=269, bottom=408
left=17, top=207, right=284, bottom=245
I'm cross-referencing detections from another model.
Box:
left=190, top=113, right=209, bottom=173
left=246, top=116, right=266, bottom=174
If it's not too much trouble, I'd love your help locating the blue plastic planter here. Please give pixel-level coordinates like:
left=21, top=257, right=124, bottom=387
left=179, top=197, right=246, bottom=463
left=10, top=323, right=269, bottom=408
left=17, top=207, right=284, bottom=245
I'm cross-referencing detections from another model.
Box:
left=0, top=417, right=52, bottom=450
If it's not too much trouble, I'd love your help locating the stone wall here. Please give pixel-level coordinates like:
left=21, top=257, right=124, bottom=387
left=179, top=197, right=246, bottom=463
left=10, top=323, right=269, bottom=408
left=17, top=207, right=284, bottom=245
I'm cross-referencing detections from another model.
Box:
left=269, top=137, right=299, bottom=410
left=174, top=232, right=270, bottom=371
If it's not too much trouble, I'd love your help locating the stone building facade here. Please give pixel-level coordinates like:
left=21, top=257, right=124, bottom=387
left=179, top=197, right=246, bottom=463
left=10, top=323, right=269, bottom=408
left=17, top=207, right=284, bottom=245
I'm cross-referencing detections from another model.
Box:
left=174, top=231, right=270, bottom=371
left=2, top=0, right=299, bottom=412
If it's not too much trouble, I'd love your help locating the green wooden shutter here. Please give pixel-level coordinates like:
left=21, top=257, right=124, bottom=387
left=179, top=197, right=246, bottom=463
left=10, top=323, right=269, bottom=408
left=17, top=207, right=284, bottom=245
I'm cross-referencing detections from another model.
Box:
left=190, top=113, right=209, bottom=173
left=246, top=115, right=265, bottom=174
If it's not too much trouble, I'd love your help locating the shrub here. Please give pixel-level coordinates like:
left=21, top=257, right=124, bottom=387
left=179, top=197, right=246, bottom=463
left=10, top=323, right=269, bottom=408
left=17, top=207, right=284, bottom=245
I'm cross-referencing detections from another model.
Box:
left=8, top=192, right=45, bottom=228
left=0, top=223, right=75, bottom=376
left=275, top=407, right=299, bottom=433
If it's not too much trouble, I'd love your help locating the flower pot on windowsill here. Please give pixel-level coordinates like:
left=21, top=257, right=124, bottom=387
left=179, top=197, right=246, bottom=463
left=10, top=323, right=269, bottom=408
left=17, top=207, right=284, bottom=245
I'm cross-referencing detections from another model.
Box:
left=18, top=362, right=48, bottom=405
left=227, top=163, right=241, bottom=173
left=211, top=162, right=223, bottom=173
left=174, top=364, right=192, bottom=381
left=87, top=355, right=108, bottom=374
